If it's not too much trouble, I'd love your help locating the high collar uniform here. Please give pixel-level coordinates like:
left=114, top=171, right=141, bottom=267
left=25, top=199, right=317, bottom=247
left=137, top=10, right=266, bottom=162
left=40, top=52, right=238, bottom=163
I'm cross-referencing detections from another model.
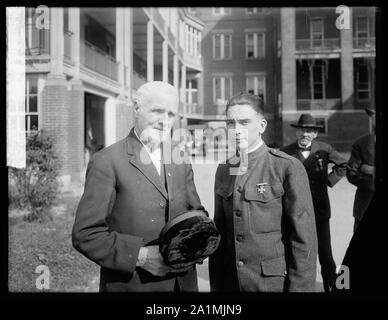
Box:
left=209, top=143, right=318, bottom=292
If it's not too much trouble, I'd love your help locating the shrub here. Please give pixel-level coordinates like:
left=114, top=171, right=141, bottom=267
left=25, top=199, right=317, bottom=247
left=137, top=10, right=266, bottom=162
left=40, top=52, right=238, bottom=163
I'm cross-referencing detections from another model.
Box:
left=9, top=130, right=62, bottom=222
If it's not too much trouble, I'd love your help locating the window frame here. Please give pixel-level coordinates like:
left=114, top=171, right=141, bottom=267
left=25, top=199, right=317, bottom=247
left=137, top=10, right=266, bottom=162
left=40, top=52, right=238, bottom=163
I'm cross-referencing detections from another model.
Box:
left=355, top=16, right=370, bottom=47
left=356, top=59, right=371, bottom=100
left=25, top=75, right=40, bottom=136
left=245, top=75, right=266, bottom=103
left=245, top=32, right=265, bottom=59
left=212, top=7, right=230, bottom=16
left=212, top=33, right=232, bottom=60
left=310, top=18, right=324, bottom=48
left=312, top=61, right=326, bottom=100
left=245, top=8, right=265, bottom=14
left=213, top=76, right=233, bottom=104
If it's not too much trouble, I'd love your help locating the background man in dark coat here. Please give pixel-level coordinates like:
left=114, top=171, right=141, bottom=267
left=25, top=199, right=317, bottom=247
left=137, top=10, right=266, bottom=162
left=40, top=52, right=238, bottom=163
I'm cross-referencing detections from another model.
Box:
left=347, top=107, right=376, bottom=233
left=209, top=93, right=317, bottom=292
left=280, top=113, right=347, bottom=292
left=72, top=81, right=205, bottom=292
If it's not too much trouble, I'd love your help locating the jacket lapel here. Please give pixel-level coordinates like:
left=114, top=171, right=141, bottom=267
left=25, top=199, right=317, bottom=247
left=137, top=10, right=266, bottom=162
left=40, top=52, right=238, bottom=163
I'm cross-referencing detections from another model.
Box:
left=127, top=128, right=168, bottom=200
left=303, top=140, right=319, bottom=168
left=290, top=142, right=305, bottom=163
left=162, top=142, right=173, bottom=199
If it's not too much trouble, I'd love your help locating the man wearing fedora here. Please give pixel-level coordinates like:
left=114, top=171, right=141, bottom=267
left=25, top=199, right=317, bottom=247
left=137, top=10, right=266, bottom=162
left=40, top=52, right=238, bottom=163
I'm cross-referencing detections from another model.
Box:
left=280, top=113, right=347, bottom=292
left=346, top=107, right=376, bottom=233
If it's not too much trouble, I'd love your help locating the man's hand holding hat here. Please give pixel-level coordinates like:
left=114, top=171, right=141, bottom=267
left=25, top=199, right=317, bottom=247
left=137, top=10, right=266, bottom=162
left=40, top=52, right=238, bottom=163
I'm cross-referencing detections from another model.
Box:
left=136, top=245, right=193, bottom=277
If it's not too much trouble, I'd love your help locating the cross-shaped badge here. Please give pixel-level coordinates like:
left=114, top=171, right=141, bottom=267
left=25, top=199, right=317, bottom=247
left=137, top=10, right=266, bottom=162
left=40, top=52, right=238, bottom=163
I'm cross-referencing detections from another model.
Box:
left=256, top=183, right=268, bottom=194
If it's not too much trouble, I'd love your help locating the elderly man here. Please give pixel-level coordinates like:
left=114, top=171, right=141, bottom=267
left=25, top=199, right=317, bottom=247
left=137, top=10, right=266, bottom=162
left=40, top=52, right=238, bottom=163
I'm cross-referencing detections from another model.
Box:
left=209, top=93, right=317, bottom=292
left=280, top=113, right=347, bottom=292
left=72, top=81, right=205, bottom=292
left=347, top=107, right=376, bottom=233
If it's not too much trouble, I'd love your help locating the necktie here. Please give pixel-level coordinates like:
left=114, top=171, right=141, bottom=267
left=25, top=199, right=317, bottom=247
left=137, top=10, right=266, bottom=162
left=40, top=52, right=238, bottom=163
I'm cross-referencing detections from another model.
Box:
left=299, top=146, right=311, bottom=151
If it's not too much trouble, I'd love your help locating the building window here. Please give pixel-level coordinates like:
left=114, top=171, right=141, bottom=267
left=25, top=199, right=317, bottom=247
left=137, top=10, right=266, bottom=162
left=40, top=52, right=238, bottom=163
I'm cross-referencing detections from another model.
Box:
left=355, top=16, right=370, bottom=47
left=213, top=33, right=232, bottom=59
left=186, top=79, right=198, bottom=106
left=246, top=8, right=265, bottom=14
left=212, top=8, right=230, bottom=15
left=356, top=59, right=370, bottom=100
left=25, top=7, right=48, bottom=55
left=246, top=75, right=266, bottom=102
left=25, top=75, right=39, bottom=136
left=310, top=18, right=324, bottom=47
left=213, top=77, right=233, bottom=104
left=312, top=61, right=325, bottom=100
left=245, top=33, right=265, bottom=58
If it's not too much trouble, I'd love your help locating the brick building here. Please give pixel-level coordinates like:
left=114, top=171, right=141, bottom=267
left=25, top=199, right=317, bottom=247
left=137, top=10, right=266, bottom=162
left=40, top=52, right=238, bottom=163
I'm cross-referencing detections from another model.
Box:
left=281, top=7, right=376, bottom=150
left=193, top=7, right=282, bottom=147
left=24, top=7, right=204, bottom=188
left=191, top=7, right=376, bottom=150
left=21, top=6, right=376, bottom=188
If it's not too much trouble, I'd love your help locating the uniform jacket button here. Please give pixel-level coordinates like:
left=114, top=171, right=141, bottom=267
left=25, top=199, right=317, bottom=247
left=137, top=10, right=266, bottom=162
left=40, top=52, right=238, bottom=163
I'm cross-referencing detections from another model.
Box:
left=237, top=260, right=244, bottom=267
left=236, top=235, right=243, bottom=242
left=234, top=210, right=242, bottom=217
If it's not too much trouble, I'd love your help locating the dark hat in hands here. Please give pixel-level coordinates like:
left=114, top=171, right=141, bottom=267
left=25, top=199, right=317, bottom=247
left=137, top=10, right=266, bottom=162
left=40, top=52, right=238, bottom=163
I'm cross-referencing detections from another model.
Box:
left=365, top=107, right=375, bottom=117
left=290, top=113, right=324, bottom=129
left=158, top=210, right=221, bottom=269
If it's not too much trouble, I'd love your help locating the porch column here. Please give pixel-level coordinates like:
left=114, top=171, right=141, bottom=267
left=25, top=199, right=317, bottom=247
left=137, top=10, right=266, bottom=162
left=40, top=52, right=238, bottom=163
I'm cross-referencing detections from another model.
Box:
left=49, top=8, right=64, bottom=77
left=116, top=8, right=125, bottom=94
left=162, top=40, right=168, bottom=82
left=340, top=7, right=354, bottom=109
left=280, top=7, right=296, bottom=112
left=69, top=7, right=80, bottom=80
left=147, top=20, right=154, bottom=81
left=173, top=54, right=179, bottom=89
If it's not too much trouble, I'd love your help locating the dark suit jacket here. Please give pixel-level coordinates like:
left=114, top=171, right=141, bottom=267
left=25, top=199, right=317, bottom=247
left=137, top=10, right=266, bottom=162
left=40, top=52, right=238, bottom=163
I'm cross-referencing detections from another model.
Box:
left=346, top=133, right=375, bottom=220
left=280, top=140, right=346, bottom=222
left=209, top=144, right=317, bottom=292
left=72, top=128, right=205, bottom=292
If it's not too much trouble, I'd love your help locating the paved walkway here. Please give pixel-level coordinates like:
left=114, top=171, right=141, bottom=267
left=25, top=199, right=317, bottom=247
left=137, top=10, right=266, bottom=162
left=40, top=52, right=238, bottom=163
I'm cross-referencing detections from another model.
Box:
left=192, top=152, right=355, bottom=292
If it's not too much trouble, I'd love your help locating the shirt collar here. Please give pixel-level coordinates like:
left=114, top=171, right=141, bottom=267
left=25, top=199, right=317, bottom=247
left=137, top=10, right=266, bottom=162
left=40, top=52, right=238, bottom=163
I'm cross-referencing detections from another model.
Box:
left=297, top=141, right=312, bottom=149
left=247, top=139, right=263, bottom=154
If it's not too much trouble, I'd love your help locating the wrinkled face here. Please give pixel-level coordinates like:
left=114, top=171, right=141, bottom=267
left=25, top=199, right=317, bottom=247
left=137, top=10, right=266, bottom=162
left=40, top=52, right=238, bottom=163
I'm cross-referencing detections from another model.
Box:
left=296, top=128, right=318, bottom=147
left=134, top=91, right=178, bottom=145
left=226, top=104, right=267, bottom=150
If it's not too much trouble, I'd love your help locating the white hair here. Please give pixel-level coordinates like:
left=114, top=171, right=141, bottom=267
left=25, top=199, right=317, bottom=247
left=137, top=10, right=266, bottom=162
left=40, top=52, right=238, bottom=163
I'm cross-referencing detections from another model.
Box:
left=134, top=81, right=179, bottom=108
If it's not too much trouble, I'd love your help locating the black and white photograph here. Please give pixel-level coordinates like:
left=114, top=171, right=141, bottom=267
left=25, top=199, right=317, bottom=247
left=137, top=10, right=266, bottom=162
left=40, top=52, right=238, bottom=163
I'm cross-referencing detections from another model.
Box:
left=5, top=4, right=383, bottom=303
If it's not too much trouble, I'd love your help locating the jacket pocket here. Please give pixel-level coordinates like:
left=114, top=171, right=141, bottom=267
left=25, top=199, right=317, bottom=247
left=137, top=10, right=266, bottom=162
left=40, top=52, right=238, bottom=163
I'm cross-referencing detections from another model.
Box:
left=244, top=183, right=284, bottom=233
left=261, top=256, right=287, bottom=292
left=261, top=256, right=287, bottom=277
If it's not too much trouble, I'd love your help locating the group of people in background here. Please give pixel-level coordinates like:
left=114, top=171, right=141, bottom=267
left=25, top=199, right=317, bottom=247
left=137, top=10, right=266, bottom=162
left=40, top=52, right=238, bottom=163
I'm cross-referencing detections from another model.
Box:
left=72, top=81, right=376, bottom=293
